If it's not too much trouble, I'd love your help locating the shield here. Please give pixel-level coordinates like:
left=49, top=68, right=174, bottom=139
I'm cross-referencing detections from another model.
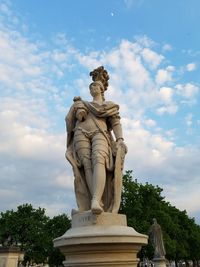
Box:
left=112, top=142, right=126, bottom=213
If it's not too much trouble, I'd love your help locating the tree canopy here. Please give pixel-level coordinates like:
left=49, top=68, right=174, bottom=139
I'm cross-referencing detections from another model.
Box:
left=0, top=204, right=71, bottom=266
left=120, top=171, right=200, bottom=264
left=0, top=172, right=200, bottom=266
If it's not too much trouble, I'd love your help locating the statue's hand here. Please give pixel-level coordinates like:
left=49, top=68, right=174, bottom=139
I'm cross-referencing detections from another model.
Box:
left=76, top=109, right=87, bottom=122
left=74, top=100, right=85, bottom=110
left=73, top=100, right=87, bottom=121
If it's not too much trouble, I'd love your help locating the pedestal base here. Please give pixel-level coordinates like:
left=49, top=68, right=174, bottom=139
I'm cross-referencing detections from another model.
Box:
left=54, top=211, right=148, bottom=267
left=153, top=257, right=167, bottom=267
left=0, top=247, right=23, bottom=267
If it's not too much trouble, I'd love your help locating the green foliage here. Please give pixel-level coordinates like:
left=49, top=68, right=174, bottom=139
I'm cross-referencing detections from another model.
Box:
left=120, top=170, right=200, bottom=262
left=0, top=204, right=71, bottom=266
left=46, top=214, right=71, bottom=267
left=1, top=171, right=200, bottom=264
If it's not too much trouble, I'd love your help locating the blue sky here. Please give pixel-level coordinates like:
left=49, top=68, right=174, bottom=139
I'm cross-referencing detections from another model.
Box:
left=0, top=0, right=200, bottom=223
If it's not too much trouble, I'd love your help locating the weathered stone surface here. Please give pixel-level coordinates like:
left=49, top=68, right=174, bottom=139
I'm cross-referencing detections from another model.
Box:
left=54, top=211, right=148, bottom=267
left=54, top=67, right=148, bottom=266
left=153, top=258, right=167, bottom=267
left=0, top=247, right=23, bottom=267
left=149, top=218, right=166, bottom=259
left=71, top=210, right=127, bottom=228
left=66, top=66, right=127, bottom=215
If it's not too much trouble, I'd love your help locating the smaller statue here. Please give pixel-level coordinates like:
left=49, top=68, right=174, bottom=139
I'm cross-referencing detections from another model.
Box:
left=2, top=235, right=12, bottom=247
left=149, top=218, right=166, bottom=259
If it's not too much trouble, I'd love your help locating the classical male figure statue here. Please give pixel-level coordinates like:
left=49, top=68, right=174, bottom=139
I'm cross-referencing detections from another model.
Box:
left=65, top=66, right=127, bottom=215
left=149, top=218, right=166, bottom=259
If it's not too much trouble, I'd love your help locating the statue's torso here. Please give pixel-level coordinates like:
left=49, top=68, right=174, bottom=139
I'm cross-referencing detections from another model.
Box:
left=75, top=105, right=108, bottom=133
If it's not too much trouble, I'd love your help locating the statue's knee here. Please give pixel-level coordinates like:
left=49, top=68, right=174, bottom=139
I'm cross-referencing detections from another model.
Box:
left=92, top=156, right=105, bottom=166
left=82, top=157, right=92, bottom=169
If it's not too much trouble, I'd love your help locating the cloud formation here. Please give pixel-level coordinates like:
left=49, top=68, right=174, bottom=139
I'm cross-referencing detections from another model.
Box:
left=0, top=1, right=200, bottom=223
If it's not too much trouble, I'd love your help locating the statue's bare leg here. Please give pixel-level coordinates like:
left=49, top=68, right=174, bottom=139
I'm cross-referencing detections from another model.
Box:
left=82, top=157, right=93, bottom=195
left=91, top=162, right=106, bottom=214
left=91, top=133, right=108, bottom=214
left=74, top=131, right=93, bottom=196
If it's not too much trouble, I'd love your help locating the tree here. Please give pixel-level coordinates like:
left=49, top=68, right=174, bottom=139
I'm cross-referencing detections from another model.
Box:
left=0, top=204, right=50, bottom=264
left=46, top=214, right=71, bottom=267
left=1, top=171, right=200, bottom=266
left=120, top=171, right=200, bottom=264
left=0, top=204, right=71, bottom=266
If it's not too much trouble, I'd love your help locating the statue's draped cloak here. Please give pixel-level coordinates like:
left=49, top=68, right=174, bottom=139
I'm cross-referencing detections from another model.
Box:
left=149, top=222, right=166, bottom=258
left=65, top=100, right=124, bottom=213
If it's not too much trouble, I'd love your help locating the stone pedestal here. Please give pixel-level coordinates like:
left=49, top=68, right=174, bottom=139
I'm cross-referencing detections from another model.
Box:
left=54, top=211, right=148, bottom=267
left=0, top=247, right=23, bottom=267
left=153, top=257, right=167, bottom=267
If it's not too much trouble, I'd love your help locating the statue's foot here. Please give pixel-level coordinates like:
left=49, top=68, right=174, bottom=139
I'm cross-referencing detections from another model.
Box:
left=91, top=199, right=103, bottom=214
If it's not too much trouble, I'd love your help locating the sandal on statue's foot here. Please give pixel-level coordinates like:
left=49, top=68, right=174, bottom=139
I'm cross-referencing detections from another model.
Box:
left=91, top=199, right=103, bottom=214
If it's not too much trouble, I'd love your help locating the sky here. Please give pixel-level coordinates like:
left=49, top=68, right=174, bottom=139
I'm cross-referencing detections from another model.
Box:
left=0, top=0, right=200, bottom=223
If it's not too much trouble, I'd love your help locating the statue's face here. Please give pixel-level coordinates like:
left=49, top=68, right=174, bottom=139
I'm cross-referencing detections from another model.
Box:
left=90, top=82, right=102, bottom=97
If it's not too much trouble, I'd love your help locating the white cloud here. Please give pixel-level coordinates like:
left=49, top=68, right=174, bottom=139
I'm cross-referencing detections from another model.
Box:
left=0, top=11, right=74, bottom=213
left=105, top=49, right=121, bottom=67
left=51, top=50, right=68, bottom=63
left=162, top=44, right=173, bottom=52
left=144, top=119, right=156, bottom=127
left=155, top=66, right=174, bottom=85
left=115, top=40, right=151, bottom=89
left=59, top=38, right=195, bottom=120
left=166, top=183, right=200, bottom=216
left=44, top=202, right=74, bottom=218
left=134, top=35, right=155, bottom=47
left=186, top=62, right=197, bottom=72
left=185, top=113, right=193, bottom=127
left=54, top=173, right=74, bottom=190
left=124, top=121, right=200, bottom=218
left=0, top=107, right=65, bottom=161
left=0, top=102, right=74, bottom=214
left=159, top=87, right=173, bottom=104
left=72, top=39, right=157, bottom=117
left=75, top=51, right=102, bottom=70
left=123, top=118, right=175, bottom=169
left=141, top=48, right=164, bottom=69
left=155, top=87, right=178, bottom=115
left=0, top=1, right=200, bottom=222
left=175, top=83, right=199, bottom=99
left=156, top=105, right=178, bottom=115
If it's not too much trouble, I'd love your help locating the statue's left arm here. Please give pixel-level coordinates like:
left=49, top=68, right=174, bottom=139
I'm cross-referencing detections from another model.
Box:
left=109, top=114, right=127, bottom=153
left=108, top=109, right=127, bottom=213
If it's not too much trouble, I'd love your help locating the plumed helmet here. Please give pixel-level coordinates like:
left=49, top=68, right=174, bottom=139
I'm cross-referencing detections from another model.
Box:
left=89, top=66, right=109, bottom=91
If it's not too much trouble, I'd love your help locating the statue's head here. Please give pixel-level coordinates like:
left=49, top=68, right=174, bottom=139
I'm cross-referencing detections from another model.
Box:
left=153, top=218, right=157, bottom=224
left=89, top=81, right=104, bottom=98
left=89, top=66, right=109, bottom=100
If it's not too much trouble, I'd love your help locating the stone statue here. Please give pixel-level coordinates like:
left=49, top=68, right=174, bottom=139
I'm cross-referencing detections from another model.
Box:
left=1, top=235, right=12, bottom=247
left=149, top=218, right=166, bottom=259
left=65, top=66, right=127, bottom=215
